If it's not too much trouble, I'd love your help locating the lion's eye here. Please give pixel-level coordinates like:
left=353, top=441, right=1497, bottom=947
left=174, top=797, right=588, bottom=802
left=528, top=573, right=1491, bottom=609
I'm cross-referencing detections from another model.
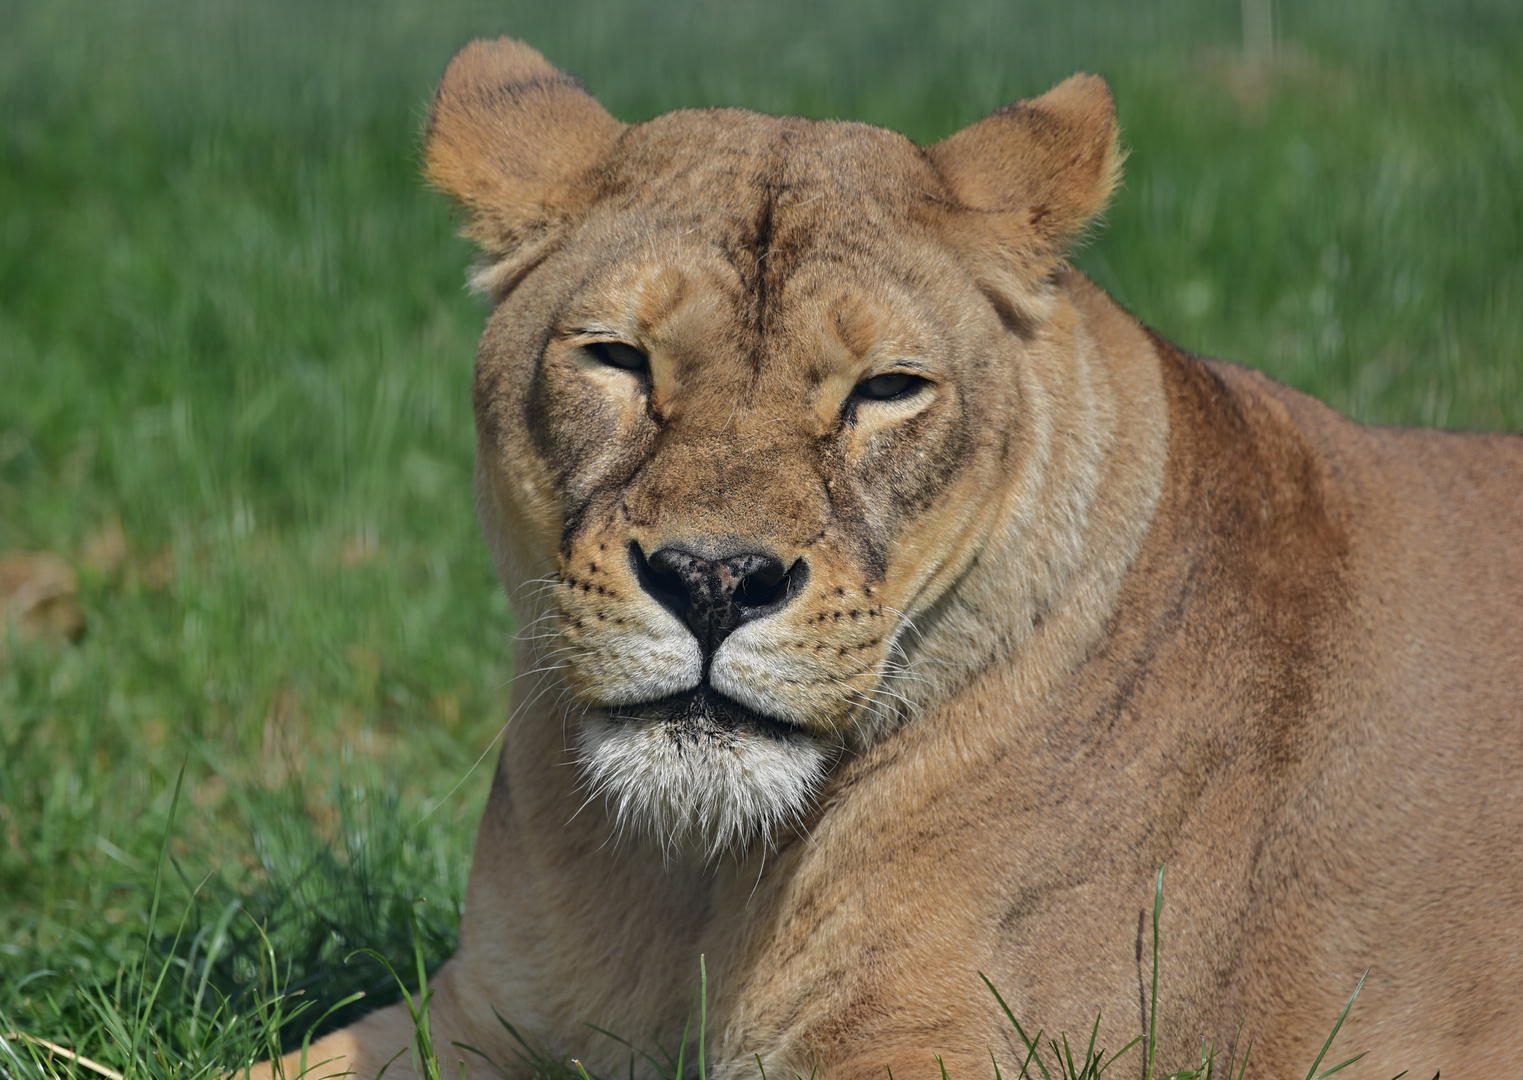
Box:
left=852, top=372, right=925, bottom=401
left=585, top=341, right=649, bottom=373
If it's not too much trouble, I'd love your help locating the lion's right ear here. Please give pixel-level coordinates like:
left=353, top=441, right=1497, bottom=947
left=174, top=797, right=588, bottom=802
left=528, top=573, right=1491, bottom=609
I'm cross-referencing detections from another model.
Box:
left=424, top=38, right=625, bottom=284
left=928, top=74, right=1122, bottom=273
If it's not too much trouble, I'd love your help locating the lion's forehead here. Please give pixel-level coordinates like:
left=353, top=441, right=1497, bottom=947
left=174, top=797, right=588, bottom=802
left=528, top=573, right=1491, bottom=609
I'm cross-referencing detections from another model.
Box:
left=601, top=109, right=941, bottom=212
left=582, top=110, right=949, bottom=289
left=557, top=126, right=971, bottom=397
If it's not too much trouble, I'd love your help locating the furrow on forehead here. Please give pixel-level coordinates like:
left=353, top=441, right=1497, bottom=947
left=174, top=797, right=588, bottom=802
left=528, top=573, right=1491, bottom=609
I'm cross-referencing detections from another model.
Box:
left=604, top=112, right=932, bottom=243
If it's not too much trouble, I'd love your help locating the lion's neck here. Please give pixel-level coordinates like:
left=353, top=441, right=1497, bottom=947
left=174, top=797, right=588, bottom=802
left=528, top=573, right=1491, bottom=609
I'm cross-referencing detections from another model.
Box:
left=897, top=271, right=1171, bottom=744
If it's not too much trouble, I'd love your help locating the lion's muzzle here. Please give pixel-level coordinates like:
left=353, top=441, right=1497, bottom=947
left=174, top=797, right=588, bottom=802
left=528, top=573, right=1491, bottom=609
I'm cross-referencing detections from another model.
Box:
left=630, top=542, right=809, bottom=661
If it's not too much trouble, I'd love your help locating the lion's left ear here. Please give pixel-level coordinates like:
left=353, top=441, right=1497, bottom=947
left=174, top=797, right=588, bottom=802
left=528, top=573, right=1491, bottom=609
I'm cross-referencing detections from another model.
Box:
left=929, top=74, right=1123, bottom=264
left=424, top=37, right=626, bottom=290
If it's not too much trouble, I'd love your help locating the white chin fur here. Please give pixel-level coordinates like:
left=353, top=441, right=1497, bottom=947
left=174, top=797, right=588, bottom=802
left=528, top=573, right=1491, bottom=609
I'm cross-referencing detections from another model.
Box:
left=575, top=711, right=829, bottom=862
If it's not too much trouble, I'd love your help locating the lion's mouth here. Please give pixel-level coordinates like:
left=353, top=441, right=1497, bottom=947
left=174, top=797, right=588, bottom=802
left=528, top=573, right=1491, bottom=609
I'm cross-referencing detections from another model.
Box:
left=606, top=684, right=799, bottom=747
left=577, top=683, right=831, bottom=858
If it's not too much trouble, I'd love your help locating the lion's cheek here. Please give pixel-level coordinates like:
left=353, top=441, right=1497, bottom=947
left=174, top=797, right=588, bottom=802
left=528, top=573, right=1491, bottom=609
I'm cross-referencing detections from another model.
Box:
left=527, top=355, right=657, bottom=512
left=873, top=445, right=1018, bottom=619
left=476, top=447, right=565, bottom=600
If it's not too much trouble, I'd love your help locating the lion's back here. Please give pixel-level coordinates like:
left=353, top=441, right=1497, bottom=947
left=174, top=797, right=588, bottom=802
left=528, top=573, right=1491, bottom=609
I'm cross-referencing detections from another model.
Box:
left=1194, top=357, right=1523, bottom=1072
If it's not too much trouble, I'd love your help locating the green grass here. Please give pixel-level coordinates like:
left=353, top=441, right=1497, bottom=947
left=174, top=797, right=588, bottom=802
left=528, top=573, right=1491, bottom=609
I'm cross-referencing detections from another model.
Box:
left=1, top=0, right=1519, bottom=1075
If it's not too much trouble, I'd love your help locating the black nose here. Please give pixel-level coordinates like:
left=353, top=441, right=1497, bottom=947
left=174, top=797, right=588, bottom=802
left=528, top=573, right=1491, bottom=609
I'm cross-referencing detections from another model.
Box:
left=631, top=544, right=807, bottom=656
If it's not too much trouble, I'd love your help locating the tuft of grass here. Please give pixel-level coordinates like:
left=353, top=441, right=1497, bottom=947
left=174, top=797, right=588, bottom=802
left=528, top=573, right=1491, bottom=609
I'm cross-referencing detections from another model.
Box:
left=977, top=867, right=1402, bottom=1080
left=2, top=768, right=470, bottom=1080
left=345, top=903, right=441, bottom=1080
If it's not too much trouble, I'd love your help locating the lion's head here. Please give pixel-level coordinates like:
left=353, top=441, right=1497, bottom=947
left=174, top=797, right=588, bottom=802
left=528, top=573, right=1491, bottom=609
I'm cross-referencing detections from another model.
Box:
left=425, top=39, right=1137, bottom=859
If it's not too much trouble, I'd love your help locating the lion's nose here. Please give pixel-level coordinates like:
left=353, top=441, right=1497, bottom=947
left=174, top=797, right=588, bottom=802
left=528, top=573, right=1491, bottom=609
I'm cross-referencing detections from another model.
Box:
left=632, top=544, right=807, bottom=656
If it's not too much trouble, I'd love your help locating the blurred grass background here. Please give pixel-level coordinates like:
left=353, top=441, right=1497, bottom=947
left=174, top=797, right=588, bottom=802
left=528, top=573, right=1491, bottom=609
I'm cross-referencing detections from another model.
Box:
left=1, top=0, right=1519, bottom=1074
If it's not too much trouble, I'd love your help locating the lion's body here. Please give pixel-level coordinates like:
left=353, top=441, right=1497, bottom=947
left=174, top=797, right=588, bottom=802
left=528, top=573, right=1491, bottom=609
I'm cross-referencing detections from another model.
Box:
left=275, top=40, right=1523, bottom=1080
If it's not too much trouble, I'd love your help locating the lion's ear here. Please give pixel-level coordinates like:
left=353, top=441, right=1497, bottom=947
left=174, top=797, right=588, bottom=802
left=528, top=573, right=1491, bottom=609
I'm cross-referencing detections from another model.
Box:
left=929, top=74, right=1122, bottom=264
left=424, top=37, right=625, bottom=275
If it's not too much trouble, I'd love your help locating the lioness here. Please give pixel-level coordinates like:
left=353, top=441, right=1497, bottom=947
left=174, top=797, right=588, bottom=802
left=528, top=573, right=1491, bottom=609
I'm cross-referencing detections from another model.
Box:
left=282, top=38, right=1523, bottom=1080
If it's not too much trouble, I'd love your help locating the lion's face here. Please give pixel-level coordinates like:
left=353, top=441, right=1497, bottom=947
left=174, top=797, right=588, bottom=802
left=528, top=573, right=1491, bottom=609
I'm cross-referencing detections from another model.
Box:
left=429, top=41, right=1121, bottom=857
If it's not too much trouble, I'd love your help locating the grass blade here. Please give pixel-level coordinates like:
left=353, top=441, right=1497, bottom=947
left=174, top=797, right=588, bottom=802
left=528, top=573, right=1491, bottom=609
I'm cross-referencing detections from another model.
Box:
left=1018, top=1033, right=1044, bottom=1080
left=1146, top=865, right=1165, bottom=1080
left=298, top=992, right=366, bottom=1078
left=1311, top=1052, right=1369, bottom=1080
left=1302, top=969, right=1368, bottom=1080
left=2, top=1030, right=123, bottom=1080
left=585, top=1023, right=672, bottom=1080
left=980, top=974, right=1053, bottom=1078
left=673, top=993, right=694, bottom=1080
left=979, top=974, right=1053, bottom=1080
left=125, top=762, right=188, bottom=1078
left=1097, top=1035, right=1143, bottom=1076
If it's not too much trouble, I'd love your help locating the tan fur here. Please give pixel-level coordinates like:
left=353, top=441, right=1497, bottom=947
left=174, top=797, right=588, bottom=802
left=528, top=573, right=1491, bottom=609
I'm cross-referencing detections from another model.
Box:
left=263, top=39, right=1523, bottom=1080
